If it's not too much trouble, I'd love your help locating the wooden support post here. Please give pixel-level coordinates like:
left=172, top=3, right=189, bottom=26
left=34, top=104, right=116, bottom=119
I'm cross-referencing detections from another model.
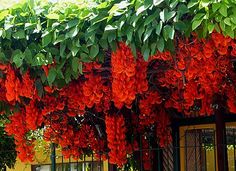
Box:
left=215, top=96, right=228, bottom=171
left=50, top=143, right=56, bottom=171
left=108, top=164, right=117, bottom=171
left=172, top=124, right=180, bottom=171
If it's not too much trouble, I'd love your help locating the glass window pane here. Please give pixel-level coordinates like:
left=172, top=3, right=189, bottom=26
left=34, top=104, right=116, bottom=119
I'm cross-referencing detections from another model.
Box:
left=226, top=126, right=236, bottom=171
left=32, top=162, right=103, bottom=171
left=184, top=128, right=216, bottom=171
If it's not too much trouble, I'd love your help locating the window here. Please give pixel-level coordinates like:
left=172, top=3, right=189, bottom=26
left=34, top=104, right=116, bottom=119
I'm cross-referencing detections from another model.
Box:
left=226, top=124, right=236, bottom=171
left=32, top=162, right=103, bottom=171
left=180, top=123, right=236, bottom=171
left=182, top=128, right=216, bottom=171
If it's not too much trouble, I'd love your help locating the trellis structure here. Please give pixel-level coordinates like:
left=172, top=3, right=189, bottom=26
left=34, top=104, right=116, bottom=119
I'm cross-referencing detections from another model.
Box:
left=47, top=113, right=236, bottom=171
left=1, top=1, right=236, bottom=171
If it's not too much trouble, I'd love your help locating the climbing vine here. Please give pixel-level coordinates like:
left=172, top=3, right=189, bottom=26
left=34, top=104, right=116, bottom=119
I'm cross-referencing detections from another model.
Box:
left=1, top=0, right=236, bottom=170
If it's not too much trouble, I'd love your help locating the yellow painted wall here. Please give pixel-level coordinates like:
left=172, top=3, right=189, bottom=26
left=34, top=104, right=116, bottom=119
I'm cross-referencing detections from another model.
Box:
left=7, top=147, right=108, bottom=171
left=179, top=122, right=236, bottom=171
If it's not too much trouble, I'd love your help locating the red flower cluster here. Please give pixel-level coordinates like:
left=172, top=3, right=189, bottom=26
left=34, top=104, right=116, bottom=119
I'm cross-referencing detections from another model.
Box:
left=111, top=42, right=137, bottom=109
left=41, top=94, right=65, bottom=116
left=139, top=91, right=162, bottom=126
left=25, top=100, right=43, bottom=130
left=83, top=73, right=105, bottom=108
left=105, top=114, right=127, bottom=167
left=155, top=32, right=235, bottom=115
left=111, top=43, right=148, bottom=109
left=5, top=111, right=34, bottom=162
left=136, top=53, right=149, bottom=94
left=5, top=66, right=21, bottom=103
left=3, top=32, right=236, bottom=166
left=156, top=110, right=172, bottom=148
left=5, top=67, right=36, bottom=104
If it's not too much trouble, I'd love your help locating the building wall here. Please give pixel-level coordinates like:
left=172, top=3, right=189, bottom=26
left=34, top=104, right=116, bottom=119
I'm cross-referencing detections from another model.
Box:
left=7, top=147, right=108, bottom=171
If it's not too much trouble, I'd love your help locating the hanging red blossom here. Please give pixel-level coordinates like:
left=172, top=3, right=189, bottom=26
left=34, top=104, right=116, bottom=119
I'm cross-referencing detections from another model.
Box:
left=156, top=110, right=172, bottom=148
left=5, top=111, right=34, bottom=162
left=25, top=100, right=43, bottom=130
left=111, top=42, right=136, bottom=109
left=105, top=114, right=128, bottom=167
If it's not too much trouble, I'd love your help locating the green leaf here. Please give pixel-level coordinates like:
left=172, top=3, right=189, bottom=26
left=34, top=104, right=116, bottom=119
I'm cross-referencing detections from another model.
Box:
left=157, top=37, right=164, bottom=52
left=46, top=52, right=53, bottom=64
left=46, top=13, right=59, bottom=20
left=224, top=18, right=231, bottom=26
left=126, top=27, right=133, bottom=43
left=35, top=79, right=44, bottom=98
left=153, top=0, right=164, bottom=6
left=192, top=19, right=203, bottom=30
left=188, top=1, right=199, bottom=8
left=208, top=23, right=215, bottom=33
left=163, top=25, right=175, bottom=40
left=150, top=43, right=157, bottom=55
left=0, top=52, right=7, bottom=62
left=174, top=21, right=186, bottom=32
left=225, top=26, right=234, bottom=38
left=105, top=25, right=118, bottom=31
left=25, top=23, right=36, bottom=30
left=47, top=68, right=57, bottom=86
left=99, top=39, right=108, bottom=49
left=143, top=27, right=153, bottom=42
left=32, top=53, right=47, bottom=66
left=24, top=48, right=32, bottom=64
left=166, top=39, right=175, bottom=52
left=72, top=57, right=79, bottom=72
left=178, top=4, right=189, bottom=16
left=200, top=0, right=210, bottom=8
left=0, top=29, right=3, bottom=37
left=108, top=32, right=116, bottom=43
left=130, top=43, right=137, bottom=58
left=212, top=3, right=221, bottom=13
left=78, top=62, right=83, bottom=74
left=110, top=41, right=117, bottom=51
left=214, top=23, right=221, bottom=32
left=66, top=26, right=79, bottom=38
left=80, top=53, right=90, bottom=62
left=136, top=5, right=149, bottom=15
left=0, top=10, right=8, bottom=21
left=144, top=11, right=158, bottom=26
left=220, top=20, right=225, bottom=31
left=170, top=1, right=178, bottom=9
left=4, top=23, right=13, bottom=30
left=231, top=16, right=236, bottom=24
left=160, top=9, right=167, bottom=22
left=156, top=21, right=163, bottom=35
left=89, top=45, right=99, bottom=58
left=70, top=45, right=79, bottom=56
left=65, top=67, right=72, bottom=83
left=143, top=48, right=150, bottom=61
left=166, top=11, right=176, bottom=21
left=12, top=30, right=25, bottom=39
left=42, top=31, right=52, bottom=47
left=193, top=13, right=205, bottom=20
left=54, top=35, right=65, bottom=45
left=81, top=45, right=89, bottom=54
left=60, top=43, right=66, bottom=58
left=13, top=51, right=24, bottom=68
left=219, top=4, right=227, bottom=17
left=65, top=19, right=79, bottom=29
left=138, top=25, right=145, bottom=41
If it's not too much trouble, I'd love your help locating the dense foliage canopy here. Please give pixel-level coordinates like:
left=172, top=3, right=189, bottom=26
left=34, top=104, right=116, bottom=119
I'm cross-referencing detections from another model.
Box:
left=1, top=0, right=236, bottom=170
